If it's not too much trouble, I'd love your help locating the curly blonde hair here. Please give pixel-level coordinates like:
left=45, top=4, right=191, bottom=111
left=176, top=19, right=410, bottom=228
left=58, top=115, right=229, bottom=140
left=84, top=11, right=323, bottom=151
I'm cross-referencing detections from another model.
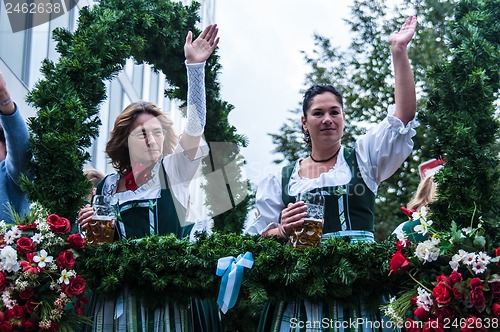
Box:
left=106, top=101, right=178, bottom=175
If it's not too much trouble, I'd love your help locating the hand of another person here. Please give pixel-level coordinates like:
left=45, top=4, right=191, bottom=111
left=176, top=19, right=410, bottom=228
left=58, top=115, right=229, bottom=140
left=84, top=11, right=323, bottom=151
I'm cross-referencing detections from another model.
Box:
left=388, top=16, right=417, bottom=49
left=279, top=201, right=308, bottom=237
left=0, top=72, right=14, bottom=114
left=77, top=205, right=93, bottom=231
left=184, top=24, right=219, bottom=64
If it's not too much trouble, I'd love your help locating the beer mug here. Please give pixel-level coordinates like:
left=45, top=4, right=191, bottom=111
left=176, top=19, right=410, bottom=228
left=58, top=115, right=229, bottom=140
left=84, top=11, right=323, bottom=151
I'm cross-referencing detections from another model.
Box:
left=86, top=195, right=117, bottom=245
left=289, top=191, right=325, bottom=248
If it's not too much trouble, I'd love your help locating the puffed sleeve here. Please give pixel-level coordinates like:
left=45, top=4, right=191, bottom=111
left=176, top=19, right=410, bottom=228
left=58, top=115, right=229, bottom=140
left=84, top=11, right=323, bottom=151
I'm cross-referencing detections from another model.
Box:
left=355, top=105, right=418, bottom=194
left=163, top=138, right=209, bottom=208
left=244, top=173, right=285, bottom=236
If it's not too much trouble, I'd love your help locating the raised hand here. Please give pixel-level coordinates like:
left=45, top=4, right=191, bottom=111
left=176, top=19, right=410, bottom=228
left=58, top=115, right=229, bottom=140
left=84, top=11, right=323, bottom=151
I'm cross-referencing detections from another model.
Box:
left=388, top=16, right=417, bottom=49
left=184, top=24, right=219, bottom=64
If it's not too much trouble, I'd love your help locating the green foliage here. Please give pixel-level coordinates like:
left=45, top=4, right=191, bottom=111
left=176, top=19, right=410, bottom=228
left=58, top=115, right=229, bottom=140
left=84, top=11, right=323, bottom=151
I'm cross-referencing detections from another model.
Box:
left=421, top=0, right=500, bottom=231
left=78, top=233, right=398, bottom=330
left=21, top=0, right=250, bottom=225
left=269, top=0, right=458, bottom=240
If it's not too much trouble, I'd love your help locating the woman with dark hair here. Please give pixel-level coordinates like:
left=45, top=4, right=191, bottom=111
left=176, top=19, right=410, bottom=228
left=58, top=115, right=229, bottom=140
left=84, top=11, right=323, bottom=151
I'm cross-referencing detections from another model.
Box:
left=245, top=17, right=418, bottom=331
left=78, top=24, right=221, bottom=331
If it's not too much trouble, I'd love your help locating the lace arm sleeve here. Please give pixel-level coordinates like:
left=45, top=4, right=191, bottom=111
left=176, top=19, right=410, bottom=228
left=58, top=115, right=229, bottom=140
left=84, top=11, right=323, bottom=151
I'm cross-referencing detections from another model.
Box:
left=185, top=61, right=206, bottom=137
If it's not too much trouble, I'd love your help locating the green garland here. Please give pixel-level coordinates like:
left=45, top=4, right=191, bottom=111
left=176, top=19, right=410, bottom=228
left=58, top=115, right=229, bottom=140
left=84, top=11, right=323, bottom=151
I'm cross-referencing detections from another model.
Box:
left=78, top=233, right=400, bottom=309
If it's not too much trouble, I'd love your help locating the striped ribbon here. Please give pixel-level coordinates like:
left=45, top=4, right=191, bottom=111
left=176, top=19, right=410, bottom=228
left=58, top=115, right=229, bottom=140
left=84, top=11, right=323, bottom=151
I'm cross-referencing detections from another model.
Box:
left=216, top=251, right=254, bottom=314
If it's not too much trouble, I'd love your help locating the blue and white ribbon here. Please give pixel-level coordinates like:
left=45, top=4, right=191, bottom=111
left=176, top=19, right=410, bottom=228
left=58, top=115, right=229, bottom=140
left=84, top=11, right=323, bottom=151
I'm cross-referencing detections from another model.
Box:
left=216, top=251, right=254, bottom=314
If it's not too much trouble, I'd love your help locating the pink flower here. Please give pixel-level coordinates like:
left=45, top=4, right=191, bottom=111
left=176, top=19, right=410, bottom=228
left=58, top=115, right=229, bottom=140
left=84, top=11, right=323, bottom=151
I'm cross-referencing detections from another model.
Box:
left=20, top=253, right=40, bottom=274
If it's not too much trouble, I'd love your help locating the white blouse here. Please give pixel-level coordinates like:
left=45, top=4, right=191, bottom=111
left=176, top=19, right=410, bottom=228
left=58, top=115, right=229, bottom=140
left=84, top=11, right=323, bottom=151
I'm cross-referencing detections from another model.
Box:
left=245, top=107, right=418, bottom=236
left=100, top=139, right=209, bottom=209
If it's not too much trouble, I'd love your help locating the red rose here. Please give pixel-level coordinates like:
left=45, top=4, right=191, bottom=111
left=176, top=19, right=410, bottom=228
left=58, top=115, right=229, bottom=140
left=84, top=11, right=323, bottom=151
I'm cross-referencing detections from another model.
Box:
left=21, top=320, right=36, bottom=331
left=46, top=214, right=71, bottom=235
left=448, top=270, right=462, bottom=284
left=436, top=304, right=456, bottom=322
left=491, top=282, right=500, bottom=301
left=452, top=286, right=464, bottom=299
left=0, top=272, right=7, bottom=291
left=460, top=316, right=488, bottom=332
left=496, top=246, right=500, bottom=257
left=62, top=275, right=86, bottom=297
left=423, top=319, right=444, bottom=332
left=0, top=321, right=12, bottom=331
left=10, top=305, right=24, bottom=319
left=15, top=237, right=36, bottom=255
left=74, top=297, right=89, bottom=315
left=469, top=277, right=482, bottom=289
left=56, top=250, right=76, bottom=270
left=24, top=300, right=38, bottom=315
left=414, top=306, right=430, bottom=321
left=410, top=296, right=417, bottom=306
left=17, top=223, right=37, bottom=230
left=18, top=288, right=34, bottom=301
left=432, top=282, right=453, bottom=305
left=436, top=274, right=448, bottom=283
left=492, top=303, right=500, bottom=317
left=469, top=285, right=485, bottom=309
left=405, top=318, right=421, bottom=332
left=67, top=234, right=85, bottom=251
left=389, top=251, right=410, bottom=275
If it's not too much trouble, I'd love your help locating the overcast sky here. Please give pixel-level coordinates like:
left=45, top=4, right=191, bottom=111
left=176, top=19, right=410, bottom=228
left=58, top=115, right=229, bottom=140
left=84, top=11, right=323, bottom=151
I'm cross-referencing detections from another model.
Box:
left=214, top=0, right=354, bottom=187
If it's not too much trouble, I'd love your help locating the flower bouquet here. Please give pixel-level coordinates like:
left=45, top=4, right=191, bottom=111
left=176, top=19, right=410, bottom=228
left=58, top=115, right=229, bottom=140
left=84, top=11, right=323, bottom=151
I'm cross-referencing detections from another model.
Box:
left=0, top=203, right=89, bottom=331
left=385, top=207, right=500, bottom=331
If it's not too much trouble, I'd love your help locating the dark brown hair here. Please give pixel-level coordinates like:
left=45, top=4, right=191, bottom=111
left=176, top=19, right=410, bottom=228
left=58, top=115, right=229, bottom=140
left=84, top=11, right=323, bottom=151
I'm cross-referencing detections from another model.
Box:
left=106, top=101, right=178, bottom=175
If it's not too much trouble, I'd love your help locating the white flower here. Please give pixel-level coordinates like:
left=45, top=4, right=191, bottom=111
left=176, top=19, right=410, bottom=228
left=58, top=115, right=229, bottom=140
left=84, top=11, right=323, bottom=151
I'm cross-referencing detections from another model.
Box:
left=415, top=238, right=440, bottom=263
left=58, top=269, right=75, bottom=285
left=33, top=249, right=53, bottom=268
left=4, top=226, right=21, bottom=245
left=0, top=246, right=19, bottom=273
left=449, top=253, right=463, bottom=271
left=472, top=260, right=488, bottom=274
left=31, top=233, right=44, bottom=244
left=477, top=252, right=491, bottom=265
left=1, top=286, right=17, bottom=309
left=414, top=219, right=433, bottom=236
left=416, top=287, right=433, bottom=311
left=449, top=259, right=460, bottom=271
left=0, top=220, right=7, bottom=235
left=462, top=252, right=476, bottom=266
left=412, top=206, right=428, bottom=221
left=461, top=227, right=473, bottom=235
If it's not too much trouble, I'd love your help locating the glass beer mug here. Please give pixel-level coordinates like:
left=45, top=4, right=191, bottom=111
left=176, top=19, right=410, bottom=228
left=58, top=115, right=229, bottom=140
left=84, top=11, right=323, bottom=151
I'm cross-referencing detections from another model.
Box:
left=86, top=195, right=117, bottom=245
left=289, top=191, right=325, bottom=249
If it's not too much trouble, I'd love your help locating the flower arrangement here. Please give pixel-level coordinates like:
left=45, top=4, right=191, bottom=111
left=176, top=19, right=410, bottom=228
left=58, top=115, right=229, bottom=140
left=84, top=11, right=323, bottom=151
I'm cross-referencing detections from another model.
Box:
left=0, top=203, right=89, bottom=331
left=386, top=207, right=500, bottom=331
